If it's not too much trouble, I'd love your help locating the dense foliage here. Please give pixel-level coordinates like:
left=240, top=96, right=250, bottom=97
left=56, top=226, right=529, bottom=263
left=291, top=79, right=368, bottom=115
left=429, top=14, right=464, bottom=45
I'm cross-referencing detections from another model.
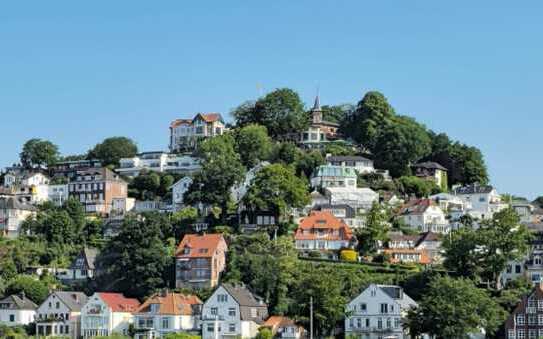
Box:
left=20, top=138, right=59, bottom=168
left=87, top=136, right=138, bottom=167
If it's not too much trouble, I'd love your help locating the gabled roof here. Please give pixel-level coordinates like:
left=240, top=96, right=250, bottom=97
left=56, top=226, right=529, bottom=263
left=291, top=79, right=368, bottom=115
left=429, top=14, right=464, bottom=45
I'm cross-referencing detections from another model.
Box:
left=377, top=285, right=417, bottom=309
left=136, top=292, right=202, bottom=315
left=52, top=291, right=88, bottom=311
left=193, top=113, right=224, bottom=123
left=399, top=199, right=435, bottom=215
left=222, top=283, right=267, bottom=308
left=170, top=119, right=193, bottom=129
left=412, top=161, right=447, bottom=171
left=326, top=155, right=372, bottom=163
left=97, top=293, right=140, bottom=313
left=70, top=247, right=98, bottom=270
left=452, top=184, right=494, bottom=195
left=416, top=231, right=441, bottom=245
left=263, top=315, right=301, bottom=333
left=0, top=294, right=38, bottom=310
left=175, top=233, right=226, bottom=258
left=295, top=211, right=354, bottom=241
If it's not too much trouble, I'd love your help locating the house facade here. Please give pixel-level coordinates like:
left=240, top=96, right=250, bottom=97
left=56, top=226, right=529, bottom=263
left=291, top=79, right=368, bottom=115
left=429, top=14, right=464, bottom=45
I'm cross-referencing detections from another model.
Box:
left=262, top=316, right=306, bottom=339
left=326, top=155, right=375, bottom=174
left=452, top=184, right=508, bottom=220
left=60, top=248, right=99, bottom=283
left=133, top=291, right=202, bottom=339
left=170, top=113, right=226, bottom=152
left=411, top=161, right=448, bottom=189
left=324, top=187, right=379, bottom=211
left=35, top=291, right=88, bottom=339
left=310, top=165, right=357, bottom=189
left=313, top=204, right=366, bottom=229
left=295, top=211, right=355, bottom=252
left=68, top=167, right=127, bottom=215
left=80, top=292, right=140, bottom=338
left=0, top=196, right=37, bottom=238
left=171, top=176, right=193, bottom=208
left=504, top=283, right=543, bottom=339
left=117, top=152, right=201, bottom=177
left=345, top=284, right=417, bottom=339
left=48, top=184, right=69, bottom=206
left=0, top=293, right=37, bottom=326
left=201, top=283, right=268, bottom=339
left=299, top=96, right=341, bottom=148
left=175, top=234, right=228, bottom=289
left=398, top=199, right=450, bottom=234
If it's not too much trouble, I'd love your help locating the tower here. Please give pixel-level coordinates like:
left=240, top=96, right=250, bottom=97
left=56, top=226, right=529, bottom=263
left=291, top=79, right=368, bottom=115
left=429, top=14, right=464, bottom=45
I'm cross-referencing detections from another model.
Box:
left=312, top=95, right=322, bottom=124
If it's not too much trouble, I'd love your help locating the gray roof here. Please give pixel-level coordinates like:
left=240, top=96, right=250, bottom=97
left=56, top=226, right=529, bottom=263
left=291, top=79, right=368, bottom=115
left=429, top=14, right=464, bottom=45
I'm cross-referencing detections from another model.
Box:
left=0, top=197, right=37, bottom=211
left=53, top=291, right=88, bottom=311
left=313, top=204, right=356, bottom=218
left=452, top=184, right=494, bottom=195
left=327, top=155, right=372, bottom=163
left=222, top=283, right=268, bottom=323
left=377, top=285, right=417, bottom=310
left=70, top=247, right=98, bottom=270
left=412, top=161, right=447, bottom=171
left=0, top=294, right=38, bottom=310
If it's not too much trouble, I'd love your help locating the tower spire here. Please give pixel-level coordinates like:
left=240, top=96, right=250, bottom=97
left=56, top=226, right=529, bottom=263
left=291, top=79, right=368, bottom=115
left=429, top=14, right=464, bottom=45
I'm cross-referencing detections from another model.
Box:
left=313, top=86, right=321, bottom=111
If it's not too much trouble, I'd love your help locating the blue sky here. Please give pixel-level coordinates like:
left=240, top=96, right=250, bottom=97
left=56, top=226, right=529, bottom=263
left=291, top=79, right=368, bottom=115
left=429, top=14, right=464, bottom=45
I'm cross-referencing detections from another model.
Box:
left=1, top=1, right=542, bottom=199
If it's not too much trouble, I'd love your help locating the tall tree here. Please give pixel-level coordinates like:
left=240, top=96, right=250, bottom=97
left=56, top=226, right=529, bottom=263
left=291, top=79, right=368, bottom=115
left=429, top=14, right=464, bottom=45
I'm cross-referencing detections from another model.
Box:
left=234, top=124, right=273, bottom=168
left=373, top=116, right=431, bottom=177
left=406, top=276, right=505, bottom=339
left=96, top=216, right=170, bottom=299
left=321, top=104, right=354, bottom=124
left=184, top=134, right=245, bottom=218
left=355, top=202, right=390, bottom=255
left=232, top=88, right=308, bottom=139
left=88, top=136, right=138, bottom=167
left=20, top=138, right=59, bottom=168
left=341, top=91, right=395, bottom=149
left=242, top=164, right=310, bottom=220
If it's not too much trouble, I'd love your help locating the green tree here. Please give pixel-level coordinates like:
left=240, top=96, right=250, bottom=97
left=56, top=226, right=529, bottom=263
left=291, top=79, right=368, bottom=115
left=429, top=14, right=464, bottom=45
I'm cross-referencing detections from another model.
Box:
left=5, top=275, right=51, bottom=304
left=184, top=135, right=245, bottom=219
left=396, top=176, right=440, bottom=197
left=341, top=91, right=395, bottom=150
left=163, top=334, right=201, bottom=339
left=534, top=196, right=543, bottom=208
left=442, top=227, right=483, bottom=279
left=233, top=88, right=308, bottom=139
left=406, top=276, right=505, bottom=339
left=20, top=138, right=59, bottom=168
left=322, top=142, right=356, bottom=157
left=270, top=142, right=302, bottom=165
left=255, top=327, right=273, bottom=339
left=96, top=216, right=170, bottom=299
left=171, top=206, right=199, bottom=240
left=234, top=124, right=273, bottom=168
left=243, top=164, right=310, bottom=220
left=295, top=150, right=324, bottom=178
left=321, top=104, right=354, bottom=124
left=356, top=203, right=390, bottom=255
left=88, top=136, right=138, bottom=167
left=373, top=116, right=431, bottom=177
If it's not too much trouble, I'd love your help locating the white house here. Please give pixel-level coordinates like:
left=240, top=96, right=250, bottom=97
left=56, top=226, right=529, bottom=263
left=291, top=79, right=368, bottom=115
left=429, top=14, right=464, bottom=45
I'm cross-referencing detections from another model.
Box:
left=0, top=196, right=37, bottom=238
left=201, top=283, right=268, bottom=339
left=170, top=113, right=226, bottom=152
left=345, top=284, right=417, bottom=339
left=35, top=291, right=88, bottom=339
left=172, top=176, right=193, bottom=207
left=452, top=184, right=508, bottom=220
left=326, top=155, right=375, bottom=174
left=48, top=184, right=69, bottom=206
left=294, top=211, right=355, bottom=252
left=398, top=199, right=450, bottom=234
left=133, top=291, right=202, bottom=339
left=56, top=248, right=99, bottom=283
left=310, top=165, right=357, bottom=189
left=324, top=186, right=379, bottom=211
left=0, top=293, right=37, bottom=326
left=80, top=292, right=140, bottom=338
left=117, top=152, right=201, bottom=177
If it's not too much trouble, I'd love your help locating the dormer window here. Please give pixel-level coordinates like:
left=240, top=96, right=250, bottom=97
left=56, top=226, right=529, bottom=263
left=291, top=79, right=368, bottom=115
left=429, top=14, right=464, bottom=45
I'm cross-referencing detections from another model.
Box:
left=183, top=247, right=190, bottom=255
left=150, top=304, right=159, bottom=313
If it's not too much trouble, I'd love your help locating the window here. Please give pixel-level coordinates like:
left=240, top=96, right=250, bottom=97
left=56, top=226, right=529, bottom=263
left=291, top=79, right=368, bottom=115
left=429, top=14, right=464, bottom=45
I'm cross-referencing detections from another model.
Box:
left=508, top=330, right=515, bottom=339
left=539, top=314, right=543, bottom=325
left=365, top=318, right=370, bottom=327
left=386, top=318, right=392, bottom=328
left=228, top=323, right=236, bottom=333
left=207, top=324, right=215, bottom=332
left=162, top=318, right=169, bottom=329
left=357, top=318, right=362, bottom=328
left=516, top=314, right=525, bottom=325
left=228, top=308, right=236, bottom=316
left=251, top=308, right=257, bottom=317
left=377, top=318, right=382, bottom=329
left=359, top=303, right=367, bottom=312
left=517, top=329, right=525, bottom=339
left=528, top=299, right=537, bottom=308
left=380, top=303, right=388, bottom=314
left=529, top=329, right=537, bottom=339
left=217, top=294, right=228, bottom=302
left=506, top=265, right=512, bottom=273
left=516, top=265, right=522, bottom=273
left=528, top=314, right=537, bottom=325
left=56, top=302, right=60, bottom=309
left=210, top=307, right=218, bottom=315
left=9, top=314, right=14, bottom=322
left=539, top=300, right=543, bottom=310
left=394, top=318, right=401, bottom=328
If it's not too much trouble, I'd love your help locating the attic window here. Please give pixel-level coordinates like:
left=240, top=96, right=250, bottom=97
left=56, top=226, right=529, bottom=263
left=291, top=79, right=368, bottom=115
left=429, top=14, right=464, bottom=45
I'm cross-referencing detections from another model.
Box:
left=199, top=248, right=208, bottom=254
left=316, top=220, right=326, bottom=224
left=183, top=248, right=190, bottom=254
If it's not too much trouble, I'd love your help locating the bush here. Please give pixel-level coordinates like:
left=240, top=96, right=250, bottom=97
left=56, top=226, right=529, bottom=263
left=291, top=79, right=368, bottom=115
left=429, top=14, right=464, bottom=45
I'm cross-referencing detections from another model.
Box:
left=340, top=249, right=358, bottom=262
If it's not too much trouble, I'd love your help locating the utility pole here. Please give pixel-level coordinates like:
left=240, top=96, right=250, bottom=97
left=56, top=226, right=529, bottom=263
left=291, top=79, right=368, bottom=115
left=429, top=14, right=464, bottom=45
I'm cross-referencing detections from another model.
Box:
left=310, top=296, right=314, bottom=339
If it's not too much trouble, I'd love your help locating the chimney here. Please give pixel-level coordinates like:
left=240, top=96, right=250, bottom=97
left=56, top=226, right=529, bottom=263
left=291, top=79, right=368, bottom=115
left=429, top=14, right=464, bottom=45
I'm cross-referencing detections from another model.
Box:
left=20, top=291, right=26, bottom=300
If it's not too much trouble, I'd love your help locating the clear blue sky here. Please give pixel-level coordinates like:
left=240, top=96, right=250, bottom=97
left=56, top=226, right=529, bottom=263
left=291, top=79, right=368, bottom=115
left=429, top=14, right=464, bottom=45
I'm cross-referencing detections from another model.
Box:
left=1, top=1, right=542, bottom=199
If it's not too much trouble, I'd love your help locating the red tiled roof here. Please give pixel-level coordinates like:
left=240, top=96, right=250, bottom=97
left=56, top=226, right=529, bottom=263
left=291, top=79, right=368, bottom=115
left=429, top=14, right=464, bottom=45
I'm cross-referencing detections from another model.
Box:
left=295, top=211, right=353, bottom=241
left=196, top=113, right=222, bottom=123
left=170, top=119, right=193, bottom=129
left=135, top=292, right=202, bottom=315
left=263, top=316, right=301, bottom=334
left=98, top=293, right=140, bottom=313
left=399, top=199, right=434, bottom=215
left=175, top=233, right=226, bottom=258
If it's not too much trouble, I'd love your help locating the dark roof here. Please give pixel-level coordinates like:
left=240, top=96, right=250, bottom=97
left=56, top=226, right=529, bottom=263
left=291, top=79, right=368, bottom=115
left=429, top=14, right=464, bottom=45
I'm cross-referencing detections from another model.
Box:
left=222, top=283, right=266, bottom=308
left=398, top=199, right=434, bottom=215
left=388, top=232, right=420, bottom=243
left=415, top=231, right=441, bottom=246
left=412, top=161, right=447, bottom=171
left=0, top=197, right=37, bottom=211
left=53, top=291, right=88, bottom=311
left=452, top=184, right=494, bottom=195
left=326, top=155, right=372, bottom=163
left=313, top=204, right=356, bottom=218
left=74, top=167, right=126, bottom=183
left=70, top=247, right=98, bottom=270
left=0, top=294, right=38, bottom=310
